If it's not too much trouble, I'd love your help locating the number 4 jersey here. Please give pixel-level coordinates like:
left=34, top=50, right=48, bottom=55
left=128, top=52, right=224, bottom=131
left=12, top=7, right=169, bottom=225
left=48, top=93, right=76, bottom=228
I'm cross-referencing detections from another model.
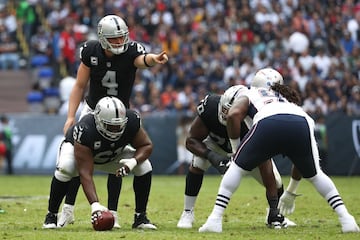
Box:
left=80, top=40, right=147, bottom=109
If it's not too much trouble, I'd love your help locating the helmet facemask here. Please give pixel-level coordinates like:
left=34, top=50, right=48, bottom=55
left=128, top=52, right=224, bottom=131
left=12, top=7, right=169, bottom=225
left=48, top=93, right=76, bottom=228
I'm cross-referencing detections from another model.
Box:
left=94, top=97, right=128, bottom=141
left=98, top=15, right=129, bottom=55
left=218, top=86, right=246, bottom=126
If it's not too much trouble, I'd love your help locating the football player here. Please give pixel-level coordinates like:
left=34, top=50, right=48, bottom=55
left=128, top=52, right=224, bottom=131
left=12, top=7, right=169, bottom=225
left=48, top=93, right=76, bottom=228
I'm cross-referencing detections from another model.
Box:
left=177, top=81, right=296, bottom=229
left=43, top=96, right=157, bottom=230
left=59, top=14, right=168, bottom=228
left=199, top=82, right=360, bottom=233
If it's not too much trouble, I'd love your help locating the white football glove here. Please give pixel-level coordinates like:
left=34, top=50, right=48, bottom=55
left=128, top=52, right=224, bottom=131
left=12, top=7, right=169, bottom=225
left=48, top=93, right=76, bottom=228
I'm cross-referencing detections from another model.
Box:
left=91, top=202, right=108, bottom=224
left=278, top=191, right=300, bottom=215
left=117, top=158, right=137, bottom=177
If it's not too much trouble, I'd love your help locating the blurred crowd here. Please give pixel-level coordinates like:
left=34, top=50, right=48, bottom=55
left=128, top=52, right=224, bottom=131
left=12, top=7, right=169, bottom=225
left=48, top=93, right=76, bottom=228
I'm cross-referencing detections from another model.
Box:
left=0, top=0, right=360, bottom=121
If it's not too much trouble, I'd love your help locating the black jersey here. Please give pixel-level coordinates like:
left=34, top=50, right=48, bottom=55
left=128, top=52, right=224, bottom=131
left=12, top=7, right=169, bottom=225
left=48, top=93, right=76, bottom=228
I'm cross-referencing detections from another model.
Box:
left=65, top=109, right=141, bottom=164
left=197, top=94, right=249, bottom=153
left=197, top=94, right=232, bottom=153
left=80, top=40, right=147, bottom=109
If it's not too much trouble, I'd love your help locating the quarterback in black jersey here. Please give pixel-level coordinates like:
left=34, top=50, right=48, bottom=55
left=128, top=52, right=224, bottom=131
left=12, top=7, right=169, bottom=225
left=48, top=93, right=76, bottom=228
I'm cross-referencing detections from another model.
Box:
left=63, top=15, right=168, bottom=132
left=177, top=85, right=296, bottom=229
left=43, top=97, right=157, bottom=230
left=59, top=14, right=168, bottom=228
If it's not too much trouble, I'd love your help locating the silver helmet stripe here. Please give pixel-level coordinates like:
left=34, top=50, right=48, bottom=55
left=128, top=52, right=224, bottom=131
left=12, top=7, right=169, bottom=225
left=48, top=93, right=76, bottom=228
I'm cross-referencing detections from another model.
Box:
left=110, top=97, right=120, bottom=118
left=111, top=16, right=121, bottom=31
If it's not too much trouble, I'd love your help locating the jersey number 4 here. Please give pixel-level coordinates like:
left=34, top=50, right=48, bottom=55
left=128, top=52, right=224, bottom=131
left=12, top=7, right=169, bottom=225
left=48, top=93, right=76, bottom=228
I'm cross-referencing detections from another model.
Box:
left=102, top=70, right=118, bottom=95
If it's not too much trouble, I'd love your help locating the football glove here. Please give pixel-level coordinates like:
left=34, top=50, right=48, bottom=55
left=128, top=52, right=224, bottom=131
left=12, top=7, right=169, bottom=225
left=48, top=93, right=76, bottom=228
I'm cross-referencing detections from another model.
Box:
left=91, top=202, right=108, bottom=224
left=117, top=158, right=137, bottom=177
left=206, top=150, right=231, bottom=174
left=278, top=191, right=300, bottom=215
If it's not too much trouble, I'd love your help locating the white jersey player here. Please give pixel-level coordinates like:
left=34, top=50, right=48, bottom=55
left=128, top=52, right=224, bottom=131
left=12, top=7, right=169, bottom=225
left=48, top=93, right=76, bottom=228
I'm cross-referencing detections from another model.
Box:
left=199, top=80, right=360, bottom=233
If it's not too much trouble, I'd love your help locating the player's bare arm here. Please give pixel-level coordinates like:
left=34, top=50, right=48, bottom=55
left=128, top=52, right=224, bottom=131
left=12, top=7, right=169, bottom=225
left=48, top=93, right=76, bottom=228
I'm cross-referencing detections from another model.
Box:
left=130, top=127, right=153, bottom=164
left=74, top=142, right=98, bottom=204
left=185, top=116, right=209, bottom=158
left=134, top=51, right=168, bottom=69
left=226, top=96, right=249, bottom=139
left=63, top=63, right=90, bottom=134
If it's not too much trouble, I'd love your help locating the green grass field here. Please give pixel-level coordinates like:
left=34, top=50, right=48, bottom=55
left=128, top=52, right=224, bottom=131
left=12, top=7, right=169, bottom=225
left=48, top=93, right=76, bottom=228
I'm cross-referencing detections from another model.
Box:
left=0, top=175, right=359, bottom=240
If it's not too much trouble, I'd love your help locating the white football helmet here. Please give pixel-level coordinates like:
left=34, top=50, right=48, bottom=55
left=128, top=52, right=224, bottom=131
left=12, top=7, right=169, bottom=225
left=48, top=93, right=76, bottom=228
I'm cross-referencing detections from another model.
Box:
left=251, top=68, right=283, bottom=88
left=94, top=96, right=128, bottom=141
left=218, top=85, right=248, bottom=125
left=97, top=15, right=129, bottom=55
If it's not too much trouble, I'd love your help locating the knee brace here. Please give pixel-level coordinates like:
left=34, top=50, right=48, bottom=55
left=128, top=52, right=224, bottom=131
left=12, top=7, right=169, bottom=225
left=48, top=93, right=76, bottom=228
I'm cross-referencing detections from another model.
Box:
left=54, top=142, right=77, bottom=182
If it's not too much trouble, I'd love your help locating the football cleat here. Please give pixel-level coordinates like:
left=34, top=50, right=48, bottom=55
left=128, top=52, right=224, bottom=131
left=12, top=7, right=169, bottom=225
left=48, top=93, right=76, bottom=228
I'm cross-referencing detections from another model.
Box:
left=43, top=212, right=58, bottom=229
left=177, top=210, right=195, bottom=229
left=340, top=215, right=360, bottom=233
left=110, top=210, right=121, bottom=228
left=132, top=212, right=157, bottom=230
left=284, top=217, right=297, bottom=227
left=266, top=208, right=287, bottom=229
left=198, top=216, right=222, bottom=233
left=265, top=208, right=295, bottom=227
left=57, top=204, right=75, bottom=228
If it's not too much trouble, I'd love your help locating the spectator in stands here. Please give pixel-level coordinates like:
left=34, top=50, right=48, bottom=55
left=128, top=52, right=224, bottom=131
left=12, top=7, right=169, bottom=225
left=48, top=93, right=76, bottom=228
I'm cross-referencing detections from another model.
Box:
left=347, top=85, right=360, bottom=116
left=0, top=115, right=13, bottom=175
left=3, top=0, right=356, bottom=123
left=16, top=0, right=37, bottom=43
left=58, top=19, right=77, bottom=76
left=0, top=6, right=17, bottom=40
left=174, top=84, right=198, bottom=116
left=30, top=26, right=53, bottom=60
left=340, top=30, right=356, bottom=56
left=0, top=28, right=20, bottom=70
left=160, top=84, right=178, bottom=111
left=0, top=133, right=6, bottom=173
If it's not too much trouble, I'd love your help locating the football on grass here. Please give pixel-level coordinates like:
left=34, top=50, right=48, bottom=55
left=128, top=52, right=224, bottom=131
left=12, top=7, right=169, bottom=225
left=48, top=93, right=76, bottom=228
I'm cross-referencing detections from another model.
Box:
left=92, top=210, right=114, bottom=231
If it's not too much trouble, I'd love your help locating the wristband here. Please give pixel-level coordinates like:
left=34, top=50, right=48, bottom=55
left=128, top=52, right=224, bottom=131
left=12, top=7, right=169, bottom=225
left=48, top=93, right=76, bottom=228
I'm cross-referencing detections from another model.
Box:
left=143, top=53, right=152, bottom=67
left=91, top=202, right=101, bottom=213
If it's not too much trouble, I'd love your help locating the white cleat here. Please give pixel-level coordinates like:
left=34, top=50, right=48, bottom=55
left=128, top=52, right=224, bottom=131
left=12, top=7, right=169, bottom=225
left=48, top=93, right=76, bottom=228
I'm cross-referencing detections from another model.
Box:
left=110, top=210, right=121, bottom=228
left=340, top=215, right=360, bottom=233
left=198, top=217, right=222, bottom=233
left=57, top=204, right=75, bottom=228
left=284, top=217, right=296, bottom=227
left=177, top=210, right=195, bottom=229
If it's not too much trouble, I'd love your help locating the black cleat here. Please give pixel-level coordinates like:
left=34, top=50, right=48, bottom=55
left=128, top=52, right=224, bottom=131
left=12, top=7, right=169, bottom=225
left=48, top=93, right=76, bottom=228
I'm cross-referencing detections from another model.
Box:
left=132, top=212, right=157, bottom=230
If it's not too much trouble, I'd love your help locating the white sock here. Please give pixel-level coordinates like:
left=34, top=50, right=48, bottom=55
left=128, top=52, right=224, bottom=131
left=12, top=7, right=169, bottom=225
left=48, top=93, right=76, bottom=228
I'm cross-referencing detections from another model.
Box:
left=184, top=195, right=197, bottom=211
left=309, top=172, right=349, bottom=218
left=209, top=163, right=248, bottom=219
